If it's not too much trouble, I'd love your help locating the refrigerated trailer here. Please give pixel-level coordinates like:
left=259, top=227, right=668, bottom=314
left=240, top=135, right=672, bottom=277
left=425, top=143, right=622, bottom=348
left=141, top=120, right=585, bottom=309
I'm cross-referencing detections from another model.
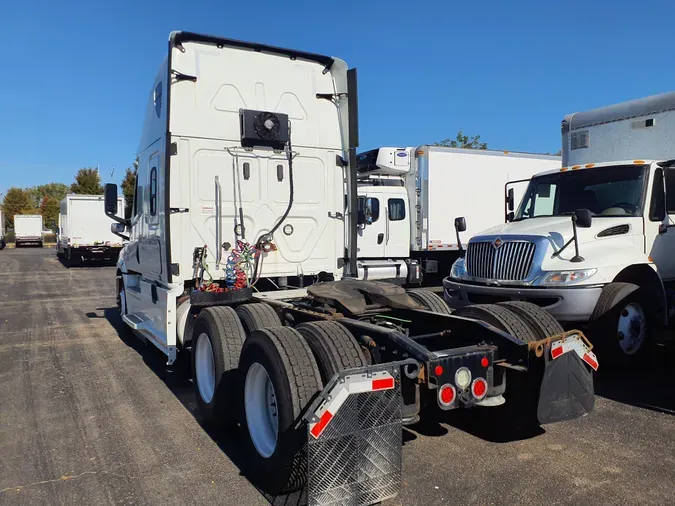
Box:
left=355, top=147, right=560, bottom=286
left=14, top=214, right=43, bottom=247
left=445, top=90, right=675, bottom=365
left=57, top=194, right=124, bottom=264
left=103, top=31, right=597, bottom=505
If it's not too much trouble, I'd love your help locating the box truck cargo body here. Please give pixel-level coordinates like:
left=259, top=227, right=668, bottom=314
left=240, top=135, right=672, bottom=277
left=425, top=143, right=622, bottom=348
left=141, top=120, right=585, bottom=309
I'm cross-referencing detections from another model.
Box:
left=57, top=194, right=124, bottom=263
left=14, top=215, right=43, bottom=247
left=355, top=146, right=561, bottom=285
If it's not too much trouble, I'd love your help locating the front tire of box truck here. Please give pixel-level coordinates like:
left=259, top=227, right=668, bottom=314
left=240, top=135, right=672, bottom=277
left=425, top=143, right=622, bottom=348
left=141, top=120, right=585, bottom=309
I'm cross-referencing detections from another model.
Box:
left=590, top=282, right=652, bottom=366
left=191, top=307, right=246, bottom=429
left=239, top=327, right=322, bottom=494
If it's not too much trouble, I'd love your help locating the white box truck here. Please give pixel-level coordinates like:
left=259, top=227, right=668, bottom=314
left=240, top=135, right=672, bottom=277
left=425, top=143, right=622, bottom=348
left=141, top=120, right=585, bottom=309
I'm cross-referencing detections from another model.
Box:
left=101, top=31, right=595, bottom=504
left=355, top=146, right=561, bottom=286
left=444, top=90, right=675, bottom=365
left=14, top=214, right=43, bottom=247
left=56, top=194, right=124, bottom=264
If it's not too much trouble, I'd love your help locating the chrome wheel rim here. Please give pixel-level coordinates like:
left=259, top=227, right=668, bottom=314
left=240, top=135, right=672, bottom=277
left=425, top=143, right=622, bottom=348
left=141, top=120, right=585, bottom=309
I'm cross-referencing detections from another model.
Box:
left=617, top=302, right=646, bottom=356
left=245, top=362, right=278, bottom=458
left=195, top=333, right=216, bottom=403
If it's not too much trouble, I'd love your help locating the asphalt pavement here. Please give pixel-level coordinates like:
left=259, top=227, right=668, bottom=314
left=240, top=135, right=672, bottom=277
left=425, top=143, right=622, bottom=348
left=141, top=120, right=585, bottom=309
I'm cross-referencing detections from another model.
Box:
left=0, top=248, right=673, bottom=505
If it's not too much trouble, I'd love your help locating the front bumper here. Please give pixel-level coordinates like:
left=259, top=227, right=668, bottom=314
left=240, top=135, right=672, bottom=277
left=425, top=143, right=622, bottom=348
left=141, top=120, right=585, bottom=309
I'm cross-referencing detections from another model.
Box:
left=443, top=277, right=603, bottom=322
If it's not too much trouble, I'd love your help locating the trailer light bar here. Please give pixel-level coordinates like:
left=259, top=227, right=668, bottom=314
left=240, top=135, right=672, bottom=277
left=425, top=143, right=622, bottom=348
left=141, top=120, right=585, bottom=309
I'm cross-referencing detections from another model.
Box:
left=438, top=384, right=456, bottom=406
left=308, top=371, right=396, bottom=439
left=471, top=378, right=487, bottom=400
left=550, top=334, right=599, bottom=371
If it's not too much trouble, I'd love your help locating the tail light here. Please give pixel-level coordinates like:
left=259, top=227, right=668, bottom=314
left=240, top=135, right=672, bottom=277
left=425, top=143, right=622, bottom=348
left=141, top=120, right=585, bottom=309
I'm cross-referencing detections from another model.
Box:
left=438, top=384, right=456, bottom=407
left=471, top=378, right=488, bottom=400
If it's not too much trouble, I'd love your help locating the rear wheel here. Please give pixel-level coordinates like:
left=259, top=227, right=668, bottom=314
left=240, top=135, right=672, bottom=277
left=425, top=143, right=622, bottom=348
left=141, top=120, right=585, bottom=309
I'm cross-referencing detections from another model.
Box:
left=497, top=301, right=564, bottom=339
left=296, top=320, right=368, bottom=384
left=236, top=303, right=282, bottom=336
left=407, top=289, right=452, bottom=315
left=239, top=327, right=322, bottom=494
left=452, top=304, right=539, bottom=343
left=191, top=306, right=246, bottom=428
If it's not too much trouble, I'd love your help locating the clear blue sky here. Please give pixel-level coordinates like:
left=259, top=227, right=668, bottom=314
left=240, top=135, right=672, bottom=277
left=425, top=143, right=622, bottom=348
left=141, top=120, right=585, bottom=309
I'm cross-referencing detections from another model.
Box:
left=1, top=0, right=672, bottom=196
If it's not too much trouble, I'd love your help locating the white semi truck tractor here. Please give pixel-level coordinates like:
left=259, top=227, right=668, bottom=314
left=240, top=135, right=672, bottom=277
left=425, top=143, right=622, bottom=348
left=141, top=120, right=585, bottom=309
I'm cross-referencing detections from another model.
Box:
left=103, top=31, right=597, bottom=505
left=445, top=91, right=675, bottom=366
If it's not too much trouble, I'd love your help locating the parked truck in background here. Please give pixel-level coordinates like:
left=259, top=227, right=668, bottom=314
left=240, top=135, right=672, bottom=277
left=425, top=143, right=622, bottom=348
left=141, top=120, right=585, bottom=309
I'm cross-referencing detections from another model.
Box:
left=57, top=194, right=125, bottom=265
left=444, top=90, right=675, bottom=365
left=355, top=146, right=560, bottom=286
left=14, top=214, right=43, bottom=247
left=103, top=31, right=597, bottom=505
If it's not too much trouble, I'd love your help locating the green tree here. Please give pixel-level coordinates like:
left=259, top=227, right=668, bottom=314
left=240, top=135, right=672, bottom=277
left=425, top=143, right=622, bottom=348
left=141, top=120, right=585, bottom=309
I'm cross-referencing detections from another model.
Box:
left=70, top=167, right=104, bottom=195
left=121, top=166, right=137, bottom=219
left=1, top=187, right=35, bottom=228
left=39, top=196, right=60, bottom=230
left=29, top=182, right=69, bottom=208
left=435, top=130, right=488, bottom=149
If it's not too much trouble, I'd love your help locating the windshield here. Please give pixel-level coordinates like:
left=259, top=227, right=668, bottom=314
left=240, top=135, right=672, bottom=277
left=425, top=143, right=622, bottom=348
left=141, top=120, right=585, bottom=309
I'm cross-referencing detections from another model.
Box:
left=515, top=165, right=648, bottom=220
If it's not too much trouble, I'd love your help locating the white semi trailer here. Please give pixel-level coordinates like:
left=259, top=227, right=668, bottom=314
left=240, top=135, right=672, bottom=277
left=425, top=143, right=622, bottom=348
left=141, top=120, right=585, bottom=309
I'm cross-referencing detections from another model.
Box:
left=355, top=146, right=560, bottom=286
left=445, top=90, right=675, bottom=366
left=103, top=31, right=596, bottom=505
left=56, top=194, right=124, bottom=265
left=14, top=214, right=43, bottom=247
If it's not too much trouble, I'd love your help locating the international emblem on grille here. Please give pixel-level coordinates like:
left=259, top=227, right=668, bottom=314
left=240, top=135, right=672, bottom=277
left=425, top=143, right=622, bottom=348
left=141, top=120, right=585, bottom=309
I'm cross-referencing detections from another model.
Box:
left=493, top=237, right=503, bottom=249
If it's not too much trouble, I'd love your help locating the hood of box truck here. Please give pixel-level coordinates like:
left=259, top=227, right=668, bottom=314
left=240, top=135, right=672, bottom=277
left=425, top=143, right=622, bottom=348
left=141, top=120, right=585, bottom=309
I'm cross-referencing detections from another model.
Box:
left=470, top=216, right=648, bottom=282
left=475, top=216, right=642, bottom=247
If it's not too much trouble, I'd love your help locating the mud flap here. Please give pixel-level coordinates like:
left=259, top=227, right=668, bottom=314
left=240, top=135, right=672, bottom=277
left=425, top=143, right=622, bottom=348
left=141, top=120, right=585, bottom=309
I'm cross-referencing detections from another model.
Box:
left=537, top=338, right=596, bottom=425
left=304, top=363, right=411, bottom=506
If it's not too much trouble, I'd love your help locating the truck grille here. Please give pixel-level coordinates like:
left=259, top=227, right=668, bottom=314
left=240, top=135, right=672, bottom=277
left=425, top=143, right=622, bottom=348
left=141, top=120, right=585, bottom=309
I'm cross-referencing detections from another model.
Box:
left=466, top=240, right=536, bottom=281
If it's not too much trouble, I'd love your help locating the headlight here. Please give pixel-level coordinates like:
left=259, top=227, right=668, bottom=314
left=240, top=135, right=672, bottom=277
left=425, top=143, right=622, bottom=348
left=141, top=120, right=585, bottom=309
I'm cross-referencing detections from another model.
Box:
left=539, top=269, right=597, bottom=285
left=450, top=257, right=467, bottom=279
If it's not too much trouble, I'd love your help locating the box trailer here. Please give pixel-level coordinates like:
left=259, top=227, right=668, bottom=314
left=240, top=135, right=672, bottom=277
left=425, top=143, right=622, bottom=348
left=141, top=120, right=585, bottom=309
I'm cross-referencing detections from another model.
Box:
left=14, top=214, right=43, bottom=247
left=57, top=194, right=124, bottom=264
left=355, top=147, right=561, bottom=286
left=445, top=90, right=675, bottom=366
left=103, top=31, right=596, bottom=505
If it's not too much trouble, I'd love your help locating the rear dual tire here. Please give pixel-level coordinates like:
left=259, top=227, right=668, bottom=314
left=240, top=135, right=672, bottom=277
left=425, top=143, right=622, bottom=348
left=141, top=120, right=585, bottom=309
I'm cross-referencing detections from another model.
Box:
left=239, top=327, right=322, bottom=494
left=191, top=307, right=247, bottom=428
left=407, top=289, right=452, bottom=315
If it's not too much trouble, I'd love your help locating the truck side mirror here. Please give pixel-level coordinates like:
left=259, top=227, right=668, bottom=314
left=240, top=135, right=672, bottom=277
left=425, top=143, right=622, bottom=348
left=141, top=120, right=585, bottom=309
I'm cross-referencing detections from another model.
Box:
left=111, top=223, right=125, bottom=234
left=507, top=188, right=515, bottom=212
left=454, top=217, right=467, bottom=233
left=574, top=209, right=592, bottom=228
left=104, top=183, right=119, bottom=215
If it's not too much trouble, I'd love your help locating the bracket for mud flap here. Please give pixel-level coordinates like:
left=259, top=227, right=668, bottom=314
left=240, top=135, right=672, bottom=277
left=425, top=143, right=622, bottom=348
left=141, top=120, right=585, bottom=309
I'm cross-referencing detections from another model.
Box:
left=534, top=331, right=598, bottom=424
left=303, top=359, right=418, bottom=506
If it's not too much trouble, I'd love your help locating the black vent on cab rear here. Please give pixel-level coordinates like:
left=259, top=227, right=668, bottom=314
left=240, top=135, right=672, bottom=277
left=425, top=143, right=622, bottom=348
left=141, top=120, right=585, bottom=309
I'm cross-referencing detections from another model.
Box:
left=240, top=109, right=289, bottom=150
left=597, top=224, right=629, bottom=238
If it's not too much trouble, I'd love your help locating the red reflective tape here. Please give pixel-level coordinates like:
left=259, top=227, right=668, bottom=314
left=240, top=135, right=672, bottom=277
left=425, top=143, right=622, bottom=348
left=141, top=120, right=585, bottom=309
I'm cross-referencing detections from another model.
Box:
left=372, top=377, right=395, bottom=391
left=310, top=410, right=334, bottom=438
left=551, top=345, right=564, bottom=359
left=582, top=353, right=599, bottom=371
